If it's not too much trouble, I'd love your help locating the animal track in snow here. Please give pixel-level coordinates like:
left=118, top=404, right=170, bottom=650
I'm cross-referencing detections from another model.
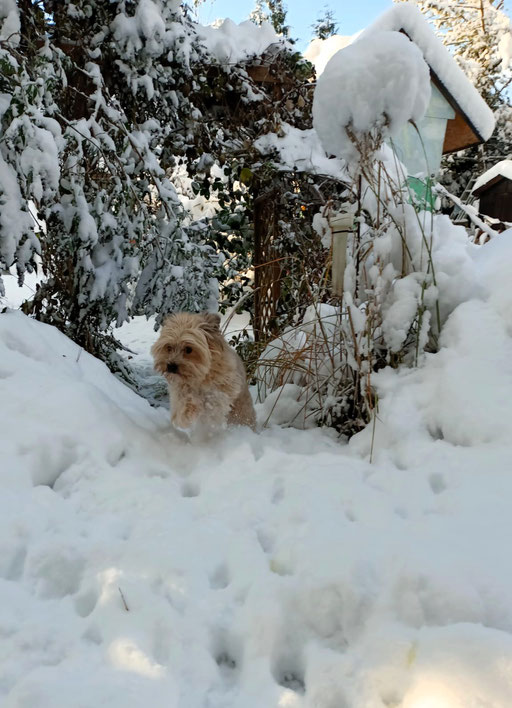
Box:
left=74, top=588, right=99, bottom=618
left=278, top=671, right=306, bottom=694
left=429, top=472, right=447, bottom=495
left=82, top=623, right=103, bottom=645
left=256, top=527, right=275, bottom=554
left=27, top=549, right=85, bottom=599
left=22, top=438, right=79, bottom=488
left=215, top=651, right=237, bottom=674
left=210, top=628, right=242, bottom=682
left=181, top=481, right=200, bottom=498
left=272, top=478, right=285, bottom=504
left=209, top=563, right=230, bottom=590
left=272, top=651, right=306, bottom=695
left=0, top=545, right=27, bottom=581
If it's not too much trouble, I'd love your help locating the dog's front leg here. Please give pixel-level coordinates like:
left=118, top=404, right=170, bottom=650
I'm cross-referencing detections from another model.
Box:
left=171, top=392, right=201, bottom=431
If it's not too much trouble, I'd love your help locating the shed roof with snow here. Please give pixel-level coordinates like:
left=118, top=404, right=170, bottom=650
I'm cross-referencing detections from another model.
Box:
left=362, top=4, right=495, bottom=154
left=473, top=160, right=512, bottom=194
left=472, top=160, right=512, bottom=222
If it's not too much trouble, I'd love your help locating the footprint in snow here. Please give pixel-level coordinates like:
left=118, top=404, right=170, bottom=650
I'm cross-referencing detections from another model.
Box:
left=429, top=472, right=447, bottom=495
left=272, top=478, right=285, bottom=504
left=278, top=671, right=306, bottom=694
left=209, top=562, right=230, bottom=590
left=181, top=481, right=200, bottom=498
left=272, top=652, right=306, bottom=695
left=256, top=527, right=275, bottom=554
left=210, top=629, right=242, bottom=682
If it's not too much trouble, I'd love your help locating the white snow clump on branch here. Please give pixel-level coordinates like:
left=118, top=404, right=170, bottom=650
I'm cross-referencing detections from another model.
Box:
left=304, top=34, right=353, bottom=76
left=313, top=30, right=431, bottom=164
left=363, top=3, right=495, bottom=141
left=197, top=18, right=281, bottom=65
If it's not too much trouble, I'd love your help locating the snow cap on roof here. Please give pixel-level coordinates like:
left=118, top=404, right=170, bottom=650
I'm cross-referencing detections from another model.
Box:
left=360, top=3, right=495, bottom=142
left=473, top=159, right=512, bottom=193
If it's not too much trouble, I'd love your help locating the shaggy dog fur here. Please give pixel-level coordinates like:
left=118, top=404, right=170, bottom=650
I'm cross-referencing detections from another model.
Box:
left=151, top=312, right=256, bottom=432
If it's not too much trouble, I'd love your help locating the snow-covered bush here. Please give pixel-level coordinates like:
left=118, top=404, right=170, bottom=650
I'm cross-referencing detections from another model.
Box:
left=313, top=30, right=431, bottom=166
left=0, top=1, right=218, bottom=357
left=168, top=25, right=325, bottom=323
left=255, top=29, right=479, bottom=436
left=255, top=152, right=479, bottom=436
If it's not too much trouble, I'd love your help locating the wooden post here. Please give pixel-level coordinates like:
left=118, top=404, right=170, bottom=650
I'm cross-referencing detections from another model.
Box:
left=253, top=187, right=280, bottom=342
left=329, top=212, right=354, bottom=297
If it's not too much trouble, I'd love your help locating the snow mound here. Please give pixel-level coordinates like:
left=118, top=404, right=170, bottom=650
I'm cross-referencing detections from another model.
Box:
left=313, top=30, right=431, bottom=163
left=2, top=308, right=512, bottom=705
left=352, top=232, right=512, bottom=459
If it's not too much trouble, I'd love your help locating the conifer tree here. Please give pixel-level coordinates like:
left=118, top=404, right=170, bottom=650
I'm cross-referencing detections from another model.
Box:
left=312, top=6, right=339, bottom=40
left=267, top=0, right=290, bottom=37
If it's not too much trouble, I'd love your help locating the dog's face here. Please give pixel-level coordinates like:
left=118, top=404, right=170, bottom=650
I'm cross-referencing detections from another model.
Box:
left=151, top=312, right=222, bottom=384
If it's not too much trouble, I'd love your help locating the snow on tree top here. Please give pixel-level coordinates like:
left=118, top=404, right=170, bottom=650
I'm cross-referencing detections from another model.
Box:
left=197, top=19, right=283, bottom=65
left=362, top=3, right=495, bottom=142
left=473, top=160, right=512, bottom=193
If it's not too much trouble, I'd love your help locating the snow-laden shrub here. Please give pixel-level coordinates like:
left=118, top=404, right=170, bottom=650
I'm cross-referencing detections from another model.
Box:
left=313, top=30, right=431, bottom=166
left=255, top=24, right=478, bottom=436
left=0, top=1, right=218, bottom=357
left=255, top=154, right=478, bottom=437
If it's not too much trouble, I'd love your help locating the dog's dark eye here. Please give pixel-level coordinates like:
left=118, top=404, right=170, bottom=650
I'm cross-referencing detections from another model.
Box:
left=184, top=346, right=192, bottom=355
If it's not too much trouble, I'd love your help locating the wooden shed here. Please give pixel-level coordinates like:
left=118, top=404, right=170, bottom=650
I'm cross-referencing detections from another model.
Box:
left=472, top=161, right=512, bottom=223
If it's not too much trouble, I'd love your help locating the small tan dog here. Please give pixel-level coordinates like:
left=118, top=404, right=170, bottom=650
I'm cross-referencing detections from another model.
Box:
left=151, top=312, right=256, bottom=434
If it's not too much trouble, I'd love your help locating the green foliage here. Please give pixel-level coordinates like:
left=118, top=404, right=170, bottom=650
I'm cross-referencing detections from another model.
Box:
left=1, top=0, right=217, bottom=358
left=312, top=6, right=339, bottom=40
left=249, top=1, right=290, bottom=36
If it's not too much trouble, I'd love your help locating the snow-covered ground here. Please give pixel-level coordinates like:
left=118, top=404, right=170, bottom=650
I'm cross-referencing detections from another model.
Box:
left=2, top=234, right=512, bottom=706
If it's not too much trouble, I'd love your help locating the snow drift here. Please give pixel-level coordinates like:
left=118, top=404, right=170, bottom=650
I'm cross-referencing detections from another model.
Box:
left=2, top=227, right=512, bottom=706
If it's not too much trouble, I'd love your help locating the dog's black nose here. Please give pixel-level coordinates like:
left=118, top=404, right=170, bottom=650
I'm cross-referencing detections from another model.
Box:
left=167, top=362, right=178, bottom=374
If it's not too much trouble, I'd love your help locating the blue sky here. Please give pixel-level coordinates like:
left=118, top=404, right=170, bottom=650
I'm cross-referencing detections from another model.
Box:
left=195, top=0, right=394, bottom=50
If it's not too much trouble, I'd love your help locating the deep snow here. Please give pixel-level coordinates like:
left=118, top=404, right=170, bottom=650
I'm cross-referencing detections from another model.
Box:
left=2, top=233, right=512, bottom=706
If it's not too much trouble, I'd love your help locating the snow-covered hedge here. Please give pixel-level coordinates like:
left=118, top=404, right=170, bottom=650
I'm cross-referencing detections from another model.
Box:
left=0, top=0, right=218, bottom=356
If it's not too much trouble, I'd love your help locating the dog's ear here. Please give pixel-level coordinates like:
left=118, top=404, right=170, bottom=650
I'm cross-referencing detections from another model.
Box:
left=151, top=337, right=169, bottom=374
left=162, top=313, right=176, bottom=326
left=199, top=312, right=221, bottom=334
